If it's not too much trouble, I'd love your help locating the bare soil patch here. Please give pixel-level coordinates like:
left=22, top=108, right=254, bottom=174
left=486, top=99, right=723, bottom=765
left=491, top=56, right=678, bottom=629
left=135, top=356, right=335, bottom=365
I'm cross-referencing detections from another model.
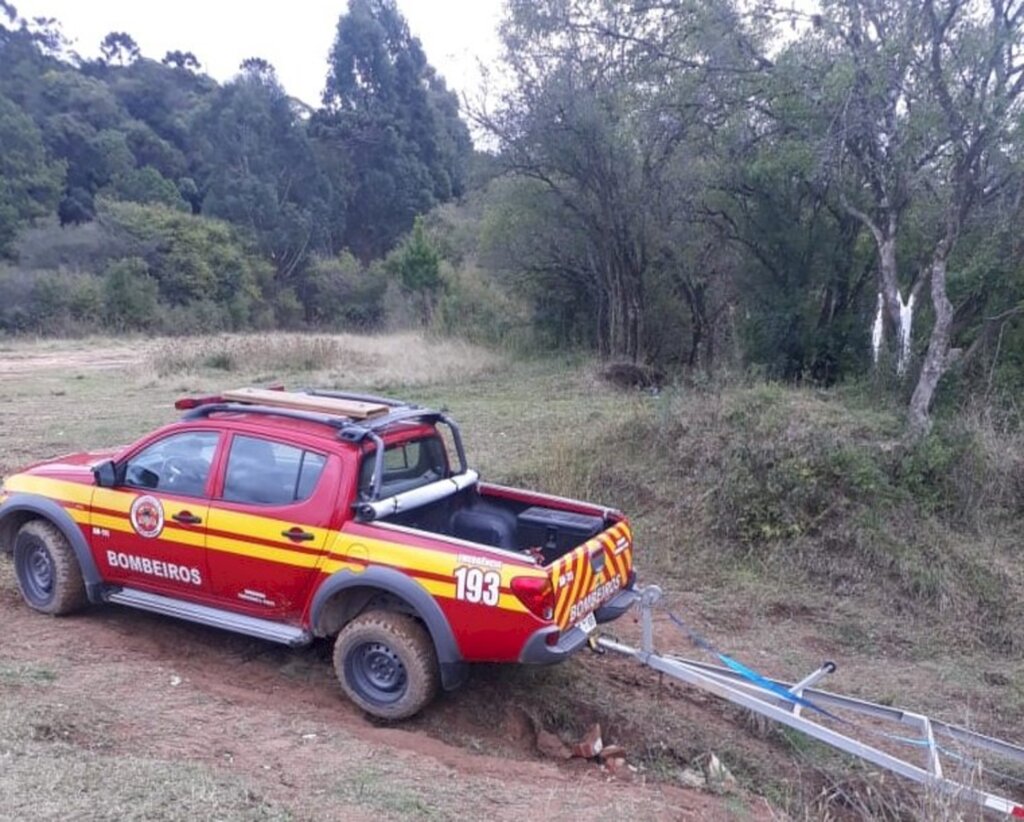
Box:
left=0, top=344, right=144, bottom=376
left=0, top=559, right=743, bottom=820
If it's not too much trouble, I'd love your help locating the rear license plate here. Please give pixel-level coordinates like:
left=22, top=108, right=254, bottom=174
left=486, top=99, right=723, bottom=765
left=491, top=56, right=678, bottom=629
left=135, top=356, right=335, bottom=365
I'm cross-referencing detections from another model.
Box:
left=578, top=612, right=597, bottom=635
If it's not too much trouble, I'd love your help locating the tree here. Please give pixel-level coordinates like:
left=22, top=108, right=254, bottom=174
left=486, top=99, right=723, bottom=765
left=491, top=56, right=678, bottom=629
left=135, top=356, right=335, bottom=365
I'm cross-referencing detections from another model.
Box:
left=811, top=0, right=1024, bottom=433
left=479, top=0, right=763, bottom=363
left=386, top=216, right=442, bottom=322
left=103, top=56, right=218, bottom=153
left=194, top=67, right=331, bottom=304
left=700, top=40, right=878, bottom=382
left=99, top=32, right=140, bottom=66
left=21, top=16, right=70, bottom=58
left=906, top=0, right=1024, bottom=432
left=0, top=93, right=64, bottom=256
left=123, top=119, right=187, bottom=180
left=317, top=0, right=472, bottom=260
left=162, top=50, right=200, bottom=72
left=239, top=56, right=274, bottom=79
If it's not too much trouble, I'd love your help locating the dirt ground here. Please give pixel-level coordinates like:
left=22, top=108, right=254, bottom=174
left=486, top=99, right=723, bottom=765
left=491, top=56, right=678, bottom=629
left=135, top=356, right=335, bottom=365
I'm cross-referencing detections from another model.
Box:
left=0, top=342, right=144, bottom=376
left=0, top=559, right=753, bottom=821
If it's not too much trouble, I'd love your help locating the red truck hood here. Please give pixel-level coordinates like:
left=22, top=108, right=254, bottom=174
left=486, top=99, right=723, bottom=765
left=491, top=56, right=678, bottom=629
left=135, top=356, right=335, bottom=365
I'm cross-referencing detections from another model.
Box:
left=18, top=449, right=120, bottom=483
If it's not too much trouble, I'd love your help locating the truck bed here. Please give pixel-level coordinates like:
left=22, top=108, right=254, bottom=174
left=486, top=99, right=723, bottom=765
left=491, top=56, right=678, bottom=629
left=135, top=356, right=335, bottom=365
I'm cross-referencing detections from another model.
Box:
left=362, top=476, right=636, bottom=631
left=373, top=483, right=611, bottom=563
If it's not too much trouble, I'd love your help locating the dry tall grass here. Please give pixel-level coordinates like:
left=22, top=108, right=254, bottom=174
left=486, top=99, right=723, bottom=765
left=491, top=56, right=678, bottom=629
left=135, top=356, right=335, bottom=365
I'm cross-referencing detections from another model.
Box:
left=147, top=331, right=504, bottom=387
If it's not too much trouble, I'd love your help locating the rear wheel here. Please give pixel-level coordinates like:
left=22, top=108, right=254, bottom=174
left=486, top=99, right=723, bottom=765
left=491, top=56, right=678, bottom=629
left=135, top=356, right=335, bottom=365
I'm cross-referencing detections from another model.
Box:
left=13, top=520, right=87, bottom=615
left=333, top=610, right=439, bottom=720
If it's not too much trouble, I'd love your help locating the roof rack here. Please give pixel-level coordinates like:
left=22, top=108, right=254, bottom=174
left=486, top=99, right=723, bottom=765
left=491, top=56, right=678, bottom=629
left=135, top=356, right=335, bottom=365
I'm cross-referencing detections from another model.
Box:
left=176, top=387, right=468, bottom=501
left=181, top=403, right=351, bottom=430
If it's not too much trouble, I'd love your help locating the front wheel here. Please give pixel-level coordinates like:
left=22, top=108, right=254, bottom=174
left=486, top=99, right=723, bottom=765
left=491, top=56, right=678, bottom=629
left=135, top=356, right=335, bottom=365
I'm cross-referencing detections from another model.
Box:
left=333, top=610, right=440, bottom=720
left=13, top=519, right=87, bottom=615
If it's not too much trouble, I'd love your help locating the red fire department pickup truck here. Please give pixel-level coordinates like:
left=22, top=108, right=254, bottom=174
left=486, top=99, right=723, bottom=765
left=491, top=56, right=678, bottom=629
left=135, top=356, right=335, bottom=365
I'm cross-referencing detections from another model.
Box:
left=0, top=388, right=637, bottom=718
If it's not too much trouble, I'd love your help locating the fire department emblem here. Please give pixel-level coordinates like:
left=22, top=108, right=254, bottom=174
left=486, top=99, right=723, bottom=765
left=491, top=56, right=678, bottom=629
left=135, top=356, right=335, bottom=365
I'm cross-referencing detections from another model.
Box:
left=130, top=495, right=164, bottom=539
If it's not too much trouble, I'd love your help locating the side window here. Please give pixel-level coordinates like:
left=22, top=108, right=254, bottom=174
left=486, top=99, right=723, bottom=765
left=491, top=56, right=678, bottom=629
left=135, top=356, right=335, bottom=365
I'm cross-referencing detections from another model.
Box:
left=123, top=432, right=220, bottom=498
left=385, top=442, right=420, bottom=471
left=222, top=435, right=327, bottom=506
left=296, top=452, right=327, bottom=500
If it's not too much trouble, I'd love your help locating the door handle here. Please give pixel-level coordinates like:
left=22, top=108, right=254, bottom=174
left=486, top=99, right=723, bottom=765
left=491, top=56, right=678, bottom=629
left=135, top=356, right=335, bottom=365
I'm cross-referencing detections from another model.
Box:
left=172, top=511, right=202, bottom=525
left=281, top=527, right=315, bottom=542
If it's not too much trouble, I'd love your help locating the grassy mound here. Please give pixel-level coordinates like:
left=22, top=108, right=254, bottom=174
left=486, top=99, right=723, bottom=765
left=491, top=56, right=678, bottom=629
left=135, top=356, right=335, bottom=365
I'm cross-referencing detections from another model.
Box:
left=523, top=380, right=1024, bottom=655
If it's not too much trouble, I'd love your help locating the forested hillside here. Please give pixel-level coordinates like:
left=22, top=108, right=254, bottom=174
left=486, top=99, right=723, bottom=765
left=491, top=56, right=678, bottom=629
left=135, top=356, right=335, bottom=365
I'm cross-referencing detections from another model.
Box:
left=2, top=0, right=1024, bottom=433
left=0, top=0, right=471, bottom=332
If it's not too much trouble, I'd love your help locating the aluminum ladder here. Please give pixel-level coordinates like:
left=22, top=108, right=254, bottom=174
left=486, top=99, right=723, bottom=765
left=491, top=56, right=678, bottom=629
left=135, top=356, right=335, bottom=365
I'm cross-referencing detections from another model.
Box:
left=595, top=585, right=1024, bottom=818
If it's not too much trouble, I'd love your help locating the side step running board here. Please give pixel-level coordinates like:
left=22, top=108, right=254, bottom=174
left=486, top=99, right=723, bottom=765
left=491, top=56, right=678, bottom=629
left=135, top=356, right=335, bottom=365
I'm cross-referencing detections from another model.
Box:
left=105, top=588, right=312, bottom=647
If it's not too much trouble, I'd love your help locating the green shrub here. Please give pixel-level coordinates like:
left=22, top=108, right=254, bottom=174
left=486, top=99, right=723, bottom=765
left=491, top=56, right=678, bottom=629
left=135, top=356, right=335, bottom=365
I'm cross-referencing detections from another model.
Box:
left=0, top=267, right=106, bottom=334
left=103, top=257, right=159, bottom=330
left=98, top=198, right=266, bottom=316
left=435, top=261, right=531, bottom=348
left=522, top=381, right=1024, bottom=650
left=302, top=252, right=385, bottom=329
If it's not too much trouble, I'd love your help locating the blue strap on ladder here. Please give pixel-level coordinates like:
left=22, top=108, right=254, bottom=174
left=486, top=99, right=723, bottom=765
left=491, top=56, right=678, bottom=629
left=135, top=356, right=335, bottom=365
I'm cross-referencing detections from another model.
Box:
left=664, top=609, right=847, bottom=723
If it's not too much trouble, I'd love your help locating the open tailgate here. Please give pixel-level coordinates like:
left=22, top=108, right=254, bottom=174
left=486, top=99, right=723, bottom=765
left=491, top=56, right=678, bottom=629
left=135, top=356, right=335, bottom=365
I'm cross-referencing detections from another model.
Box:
left=549, top=519, right=634, bottom=628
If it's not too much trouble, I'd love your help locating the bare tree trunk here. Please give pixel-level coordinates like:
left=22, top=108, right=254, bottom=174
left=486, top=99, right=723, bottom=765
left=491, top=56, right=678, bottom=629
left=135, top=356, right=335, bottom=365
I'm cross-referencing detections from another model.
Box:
left=628, top=291, right=640, bottom=363
left=610, top=267, right=624, bottom=356
left=841, top=206, right=917, bottom=374
left=878, top=233, right=903, bottom=332
left=876, top=231, right=922, bottom=375
left=907, top=241, right=954, bottom=436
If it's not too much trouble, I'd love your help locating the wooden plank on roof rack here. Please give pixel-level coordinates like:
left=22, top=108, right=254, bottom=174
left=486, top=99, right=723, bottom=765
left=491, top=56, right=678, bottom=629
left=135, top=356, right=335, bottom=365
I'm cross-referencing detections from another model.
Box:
left=221, top=387, right=389, bottom=419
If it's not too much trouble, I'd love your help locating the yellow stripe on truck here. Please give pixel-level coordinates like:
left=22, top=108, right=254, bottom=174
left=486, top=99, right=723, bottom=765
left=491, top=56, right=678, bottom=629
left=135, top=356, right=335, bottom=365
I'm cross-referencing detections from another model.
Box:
left=205, top=533, right=323, bottom=567
left=329, top=533, right=531, bottom=613
left=345, top=533, right=527, bottom=586
left=207, top=507, right=331, bottom=548
left=5, top=473, right=532, bottom=613
left=6, top=475, right=94, bottom=506
left=92, top=487, right=137, bottom=514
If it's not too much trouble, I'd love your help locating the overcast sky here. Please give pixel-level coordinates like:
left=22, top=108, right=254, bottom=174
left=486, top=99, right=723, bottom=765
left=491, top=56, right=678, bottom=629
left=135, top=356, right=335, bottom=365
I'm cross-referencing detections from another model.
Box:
left=12, top=0, right=506, bottom=108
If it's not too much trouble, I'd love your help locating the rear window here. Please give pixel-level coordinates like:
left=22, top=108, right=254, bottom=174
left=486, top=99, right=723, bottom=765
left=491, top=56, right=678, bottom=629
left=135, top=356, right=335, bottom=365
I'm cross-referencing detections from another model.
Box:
left=222, top=435, right=327, bottom=506
left=359, top=437, right=448, bottom=499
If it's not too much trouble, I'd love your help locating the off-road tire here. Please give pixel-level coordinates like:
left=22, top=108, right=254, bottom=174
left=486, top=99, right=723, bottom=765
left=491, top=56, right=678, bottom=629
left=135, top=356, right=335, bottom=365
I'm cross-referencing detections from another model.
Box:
left=333, top=610, right=440, bottom=720
left=13, top=519, right=87, bottom=615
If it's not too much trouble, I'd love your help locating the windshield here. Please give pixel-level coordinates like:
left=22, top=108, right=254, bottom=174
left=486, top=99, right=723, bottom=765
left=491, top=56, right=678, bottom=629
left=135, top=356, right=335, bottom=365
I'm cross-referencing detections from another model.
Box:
left=359, top=436, right=449, bottom=499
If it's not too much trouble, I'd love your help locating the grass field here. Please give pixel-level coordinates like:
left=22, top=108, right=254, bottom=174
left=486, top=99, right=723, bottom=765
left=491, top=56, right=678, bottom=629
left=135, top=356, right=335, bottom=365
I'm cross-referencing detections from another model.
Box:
left=1, top=331, right=1022, bottom=820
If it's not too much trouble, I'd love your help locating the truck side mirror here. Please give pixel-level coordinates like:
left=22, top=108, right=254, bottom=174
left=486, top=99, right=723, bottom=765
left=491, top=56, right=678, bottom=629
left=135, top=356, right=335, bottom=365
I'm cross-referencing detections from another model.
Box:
left=93, top=459, right=117, bottom=488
